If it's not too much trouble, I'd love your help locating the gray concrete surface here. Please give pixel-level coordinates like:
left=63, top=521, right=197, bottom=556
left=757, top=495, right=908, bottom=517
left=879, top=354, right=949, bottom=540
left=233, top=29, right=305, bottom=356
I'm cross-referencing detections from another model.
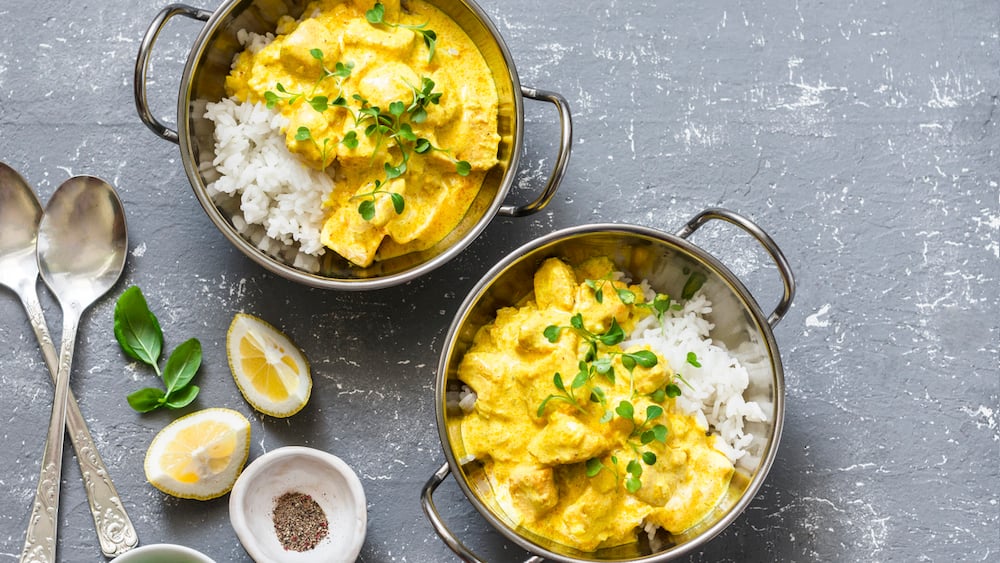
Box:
left=1, top=0, right=997, bottom=561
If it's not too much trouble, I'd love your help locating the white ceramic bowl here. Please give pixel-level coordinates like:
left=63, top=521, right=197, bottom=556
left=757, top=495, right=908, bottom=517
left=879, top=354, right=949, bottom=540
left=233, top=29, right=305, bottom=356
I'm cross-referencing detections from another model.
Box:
left=114, top=543, right=215, bottom=562
left=229, top=446, right=367, bottom=562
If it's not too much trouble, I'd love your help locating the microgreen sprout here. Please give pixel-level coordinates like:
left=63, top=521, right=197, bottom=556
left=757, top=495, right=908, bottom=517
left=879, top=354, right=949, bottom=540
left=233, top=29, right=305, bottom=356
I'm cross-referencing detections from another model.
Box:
left=536, top=371, right=588, bottom=417
left=544, top=313, right=626, bottom=363
left=350, top=178, right=405, bottom=221
left=625, top=459, right=644, bottom=493
left=686, top=351, right=701, bottom=368
left=585, top=455, right=620, bottom=482
left=585, top=276, right=637, bottom=305
left=294, top=126, right=334, bottom=168
left=365, top=2, right=438, bottom=62
left=610, top=401, right=668, bottom=492
left=264, top=50, right=353, bottom=112
left=637, top=292, right=683, bottom=324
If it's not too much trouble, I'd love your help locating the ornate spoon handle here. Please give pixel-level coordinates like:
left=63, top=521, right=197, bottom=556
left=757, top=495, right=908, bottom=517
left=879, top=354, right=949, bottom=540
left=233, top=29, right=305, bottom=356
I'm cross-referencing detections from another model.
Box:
left=21, top=307, right=77, bottom=563
left=20, top=287, right=138, bottom=557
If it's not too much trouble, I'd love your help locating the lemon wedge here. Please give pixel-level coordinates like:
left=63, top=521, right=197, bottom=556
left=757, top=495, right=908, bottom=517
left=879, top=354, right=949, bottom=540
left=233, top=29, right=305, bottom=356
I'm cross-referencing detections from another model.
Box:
left=144, top=407, right=251, bottom=500
left=227, top=313, right=312, bottom=418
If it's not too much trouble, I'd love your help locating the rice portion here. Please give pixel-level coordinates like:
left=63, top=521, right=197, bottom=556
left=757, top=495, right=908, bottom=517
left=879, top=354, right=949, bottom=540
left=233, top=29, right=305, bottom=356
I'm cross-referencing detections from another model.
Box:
left=625, top=288, right=769, bottom=471
left=203, top=98, right=334, bottom=265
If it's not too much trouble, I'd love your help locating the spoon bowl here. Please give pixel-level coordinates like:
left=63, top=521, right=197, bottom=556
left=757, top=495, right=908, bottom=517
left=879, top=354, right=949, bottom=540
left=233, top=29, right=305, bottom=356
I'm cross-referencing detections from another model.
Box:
left=36, top=176, right=128, bottom=308
left=21, top=175, right=129, bottom=563
left=0, top=163, right=42, bottom=291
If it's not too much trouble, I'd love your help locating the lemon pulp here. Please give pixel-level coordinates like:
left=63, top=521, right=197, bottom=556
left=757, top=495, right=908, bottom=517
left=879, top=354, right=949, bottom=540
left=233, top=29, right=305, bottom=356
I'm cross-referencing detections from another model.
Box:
left=161, top=421, right=238, bottom=483
left=227, top=313, right=312, bottom=417
left=144, top=407, right=251, bottom=500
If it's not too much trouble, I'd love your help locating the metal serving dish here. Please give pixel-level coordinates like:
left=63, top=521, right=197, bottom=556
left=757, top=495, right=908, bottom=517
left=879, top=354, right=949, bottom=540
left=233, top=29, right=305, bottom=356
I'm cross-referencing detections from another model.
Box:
left=134, top=0, right=571, bottom=290
left=423, top=209, right=795, bottom=562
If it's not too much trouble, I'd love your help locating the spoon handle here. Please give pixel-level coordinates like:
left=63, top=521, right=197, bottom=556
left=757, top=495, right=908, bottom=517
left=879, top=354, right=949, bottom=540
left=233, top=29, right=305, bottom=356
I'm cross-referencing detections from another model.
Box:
left=19, top=287, right=138, bottom=557
left=21, top=309, right=79, bottom=563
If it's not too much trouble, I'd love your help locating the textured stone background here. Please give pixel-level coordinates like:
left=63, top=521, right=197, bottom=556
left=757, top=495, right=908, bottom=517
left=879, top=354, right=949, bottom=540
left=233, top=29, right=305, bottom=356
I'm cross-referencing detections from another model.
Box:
left=0, top=0, right=997, bottom=561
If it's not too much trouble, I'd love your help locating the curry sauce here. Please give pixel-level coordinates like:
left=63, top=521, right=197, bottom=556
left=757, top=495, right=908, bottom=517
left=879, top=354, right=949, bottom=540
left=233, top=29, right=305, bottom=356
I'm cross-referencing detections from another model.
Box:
left=225, top=0, right=500, bottom=266
left=458, top=257, right=734, bottom=551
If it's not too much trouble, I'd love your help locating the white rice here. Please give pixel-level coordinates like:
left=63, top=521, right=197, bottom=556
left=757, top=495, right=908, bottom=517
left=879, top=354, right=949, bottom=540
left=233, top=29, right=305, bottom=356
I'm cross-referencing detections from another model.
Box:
left=202, top=30, right=332, bottom=272
left=624, top=285, right=768, bottom=471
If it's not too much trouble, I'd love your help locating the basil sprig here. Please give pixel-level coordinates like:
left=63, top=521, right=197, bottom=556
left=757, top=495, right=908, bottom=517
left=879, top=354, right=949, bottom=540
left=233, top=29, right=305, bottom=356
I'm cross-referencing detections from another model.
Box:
left=114, top=286, right=201, bottom=412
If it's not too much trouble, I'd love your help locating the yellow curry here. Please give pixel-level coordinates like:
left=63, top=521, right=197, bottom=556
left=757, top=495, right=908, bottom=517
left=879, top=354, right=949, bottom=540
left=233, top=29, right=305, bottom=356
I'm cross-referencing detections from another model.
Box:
left=458, top=257, right=734, bottom=551
left=225, top=0, right=500, bottom=266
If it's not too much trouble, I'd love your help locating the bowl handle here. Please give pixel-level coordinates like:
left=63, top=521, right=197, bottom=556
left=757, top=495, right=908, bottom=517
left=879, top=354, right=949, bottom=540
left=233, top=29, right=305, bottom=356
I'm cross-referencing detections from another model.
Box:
left=499, top=87, right=573, bottom=217
left=676, top=208, right=796, bottom=328
left=422, top=462, right=545, bottom=563
left=134, top=4, right=214, bottom=143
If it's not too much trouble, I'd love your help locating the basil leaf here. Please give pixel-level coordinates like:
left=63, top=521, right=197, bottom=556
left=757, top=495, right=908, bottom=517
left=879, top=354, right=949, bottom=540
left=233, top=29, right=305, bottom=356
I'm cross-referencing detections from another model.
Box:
left=164, top=385, right=200, bottom=409
left=163, top=338, right=202, bottom=392
left=127, top=387, right=165, bottom=413
left=114, top=286, right=162, bottom=367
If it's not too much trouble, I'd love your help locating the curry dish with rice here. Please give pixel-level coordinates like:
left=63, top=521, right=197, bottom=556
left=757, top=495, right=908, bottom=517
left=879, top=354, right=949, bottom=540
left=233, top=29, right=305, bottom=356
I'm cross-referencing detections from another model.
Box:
left=457, top=256, right=736, bottom=551
left=223, top=0, right=501, bottom=267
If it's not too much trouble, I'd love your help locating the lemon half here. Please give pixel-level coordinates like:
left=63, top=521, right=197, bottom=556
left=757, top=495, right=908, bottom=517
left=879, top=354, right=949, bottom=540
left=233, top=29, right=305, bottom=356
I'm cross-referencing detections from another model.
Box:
left=227, top=313, right=312, bottom=418
left=144, top=407, right=251, bottom=500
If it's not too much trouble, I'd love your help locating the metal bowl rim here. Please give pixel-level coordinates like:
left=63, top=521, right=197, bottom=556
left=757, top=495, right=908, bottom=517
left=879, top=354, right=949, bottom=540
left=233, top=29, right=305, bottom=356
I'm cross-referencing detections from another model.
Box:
left=174, top=0, right=526, bottom=290
left=433, top=222, right=786, bottom=562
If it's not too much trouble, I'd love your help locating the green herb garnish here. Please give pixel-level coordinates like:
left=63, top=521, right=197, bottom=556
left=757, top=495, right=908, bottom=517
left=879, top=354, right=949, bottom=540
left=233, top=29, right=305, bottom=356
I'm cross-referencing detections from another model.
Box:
left=354, top=178, right=405, bottom=220
left=264, top=51, right=353, bottom=111
left=637, top=292, right=683, bottom=324
left=365, top=2, right=438, bottom=62
left=536, top=273, right=709, bottom=493
left=263, top=45, right=471, bottom=222
left=536, top=371, right=588, bottom=417
left=114, top=286, right=201, bottom=413
left=585, top=455, right=621, bottom=482
left=686, top=351, right=701, bottom=367
left=614, top=401, right=669, bottom=492
left=585, top=276, right=637, bottom=305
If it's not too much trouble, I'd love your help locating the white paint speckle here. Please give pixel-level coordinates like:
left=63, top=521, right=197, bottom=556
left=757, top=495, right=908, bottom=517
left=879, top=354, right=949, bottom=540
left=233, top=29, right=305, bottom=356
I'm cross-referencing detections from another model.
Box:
left=805, top=303, right=832, bottom=328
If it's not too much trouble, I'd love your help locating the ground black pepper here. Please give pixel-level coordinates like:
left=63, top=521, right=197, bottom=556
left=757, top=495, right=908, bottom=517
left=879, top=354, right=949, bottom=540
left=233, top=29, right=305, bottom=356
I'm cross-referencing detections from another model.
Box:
left=273, top=491, right=329, bottom=552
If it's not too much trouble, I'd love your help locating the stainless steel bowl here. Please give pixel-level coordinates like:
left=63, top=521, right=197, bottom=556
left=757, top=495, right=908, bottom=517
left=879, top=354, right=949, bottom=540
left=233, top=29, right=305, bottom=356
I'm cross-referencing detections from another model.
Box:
left=134, top=0, right=571, bottom=290
left=423, top=209, right=795, bottom=562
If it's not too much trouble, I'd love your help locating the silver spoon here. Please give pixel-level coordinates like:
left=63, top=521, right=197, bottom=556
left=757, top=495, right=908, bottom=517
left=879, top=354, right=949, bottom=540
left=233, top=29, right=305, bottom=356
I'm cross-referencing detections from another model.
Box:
left=19, top=175, right=129, bottom=563
left=0, top=164, right=138, bottom=558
